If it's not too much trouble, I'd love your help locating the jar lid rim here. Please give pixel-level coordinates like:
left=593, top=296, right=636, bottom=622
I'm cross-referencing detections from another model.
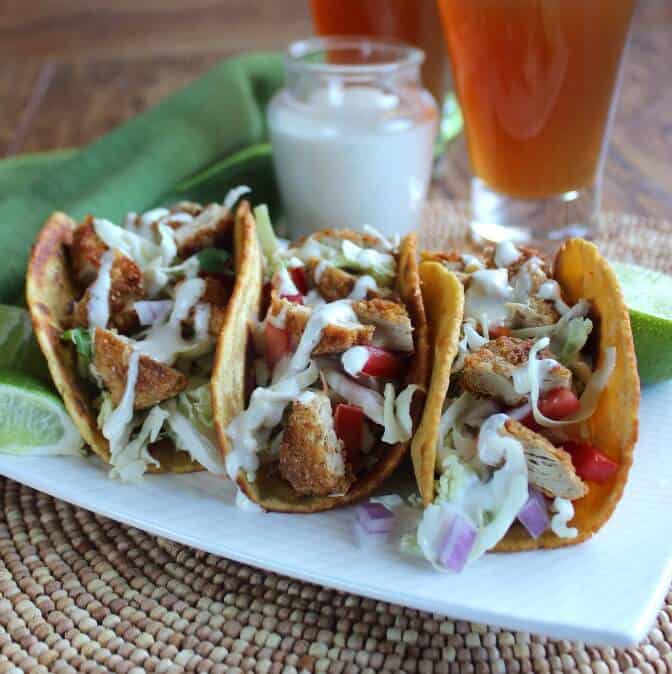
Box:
left=285, top=36, right=425, bottom=77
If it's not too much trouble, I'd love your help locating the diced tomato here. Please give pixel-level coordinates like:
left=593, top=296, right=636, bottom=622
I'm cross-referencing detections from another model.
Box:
left=360, top=347, right=404, bottom=378
left=281, top=293, right=304, bottom=305
left=538, top=388, right=580, bottom=420
left=264, top=321, right=290, bottom=368
left=563, top=441, right=619, bottom=482
left=489, top=325, right=511, bottom=339
left=334, top=403, right=364, bottom=463
left=289, top=266, right=310, bottom=295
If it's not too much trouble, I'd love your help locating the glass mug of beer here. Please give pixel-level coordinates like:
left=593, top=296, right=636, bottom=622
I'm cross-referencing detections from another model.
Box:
left=309, top=0, right=463, bottom=148
left=437, top=0, right=635, bottom=245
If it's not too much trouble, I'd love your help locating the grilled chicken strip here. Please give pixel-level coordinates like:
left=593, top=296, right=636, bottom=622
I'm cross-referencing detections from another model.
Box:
left=353, top=298, right=414, bottom=352
left=463, top=336, right=572, bottom=406
left=172, top=204, right=233, bottom=258
left=306, top=260, right=356, bottom=301
left=278, top=392, right=353, bottom=496
left=501, top=419, right=587, bottom=500
left=70, top=217, right=108, bottom=287
left=93, top=328, right=188, bottom=410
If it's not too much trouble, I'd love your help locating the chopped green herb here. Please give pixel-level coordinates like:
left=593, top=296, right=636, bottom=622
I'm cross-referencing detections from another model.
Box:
left=195, top=248, right=231, bottom=273
left=62, top=328, right=93, bottom=358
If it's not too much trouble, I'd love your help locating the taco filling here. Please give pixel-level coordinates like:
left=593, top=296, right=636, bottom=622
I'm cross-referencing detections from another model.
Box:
left=224, top=211, right=425, bottom=510
left=412, top=240, right=626, bottom=572
left=34, top=195, right=253, bottom=481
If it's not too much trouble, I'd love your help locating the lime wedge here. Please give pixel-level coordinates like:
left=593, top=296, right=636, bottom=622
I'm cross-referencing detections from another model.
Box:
left=0, top=371, right=83, bottom=455
left=611, top=261, right=672, bottom=384
left=0, top=305, right=50, bottom=382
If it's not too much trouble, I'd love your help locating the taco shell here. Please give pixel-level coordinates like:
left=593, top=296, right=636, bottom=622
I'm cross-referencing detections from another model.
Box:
left=416, top=238, right=639, bottom=550
left=27, top=203, right=256, bottom=473
left=214, top=232, right=430, bottom=512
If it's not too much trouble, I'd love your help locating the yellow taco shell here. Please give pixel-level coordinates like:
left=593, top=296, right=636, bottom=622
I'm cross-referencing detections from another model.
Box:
left=215, top=231, right=430, bottom=512
left=416, top=238, right=639, bottom=550
left=27, top=203, right=256, bottom=473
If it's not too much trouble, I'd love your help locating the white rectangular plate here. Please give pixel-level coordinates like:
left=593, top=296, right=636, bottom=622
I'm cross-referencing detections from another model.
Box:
left=1, top=381, right=671, bottom=647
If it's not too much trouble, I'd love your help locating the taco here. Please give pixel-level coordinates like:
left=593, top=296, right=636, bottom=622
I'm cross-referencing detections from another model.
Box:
left=27, top=194, right=258, bottom=480
left=410, top=238, right=639, bottom=571
left=214, top=211, right=429, bottom=512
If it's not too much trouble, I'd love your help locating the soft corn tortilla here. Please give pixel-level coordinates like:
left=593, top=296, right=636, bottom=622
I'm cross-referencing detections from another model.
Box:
left=214, top=231, right=430, bottom=512
left=414, top=238, right=639, bottom=550
left=27, top=202, right=257, bottom=473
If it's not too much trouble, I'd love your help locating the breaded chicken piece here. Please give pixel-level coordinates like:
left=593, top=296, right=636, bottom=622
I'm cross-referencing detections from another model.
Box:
left=93, top=328, right=187, bottom=409
left=463, top=336, right=571, bottom=406
left=69, top=216, right=108, bottom=287
left=278, top=392, right=353, bottom=496
left=268, top=295, right=374, bottom=355
left=508, top=297, right=560, bottom=329
left=201, top=275, right=233, bottom=337
left=70, top=251, right=145, bottom=334
left=173, top=204, right=233, bottom=258
left=353, top=297, right=414, bottom=352
left=306, top=259, right=356, bottom=301
left=422, top=250, right=486, bottom=283
left=501, top=419, right=587, bottom=500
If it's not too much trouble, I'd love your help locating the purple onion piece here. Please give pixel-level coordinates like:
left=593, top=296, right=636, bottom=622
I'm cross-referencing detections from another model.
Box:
left=517, top=487, right=549, bottom=539
left=437, top=513, right=478, bottom=572
left=356, top=502, right=395, bottom=534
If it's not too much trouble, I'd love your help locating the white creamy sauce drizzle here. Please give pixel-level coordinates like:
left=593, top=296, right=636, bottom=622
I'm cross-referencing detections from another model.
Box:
left=275, top=267, right=299, bottom=296
left=348, top=274, right=378, bottom=300
left=225, top=362, right=320, bottom=480
left=314, top=260, right=329, bottom=283
left=464, top=269, right=513, bottom=329
left=140, top=208, right=170, bottom=227
left=342, top=239, right=394, bottom=271
left=494, top=240, right=521, bottom=268
left=342, top=346, right=369, bottom=377
left=289, top=300, right=358, bottom=375
left=94, top=218, right=161, bottom=266
left=87, top=249, right=115, bottom=329
left=550, top=497, right=578, bottom=538
left=223, top=185, right=251, bottom=211
left=103, top=349, right=140, bottom=460
left=135, top=278, right=207, bottom=364
left=417, top=413, right=529, bottom=569
left=537, top=280, right=571, bottom=315
left=235, top=489, right=264, bottom=512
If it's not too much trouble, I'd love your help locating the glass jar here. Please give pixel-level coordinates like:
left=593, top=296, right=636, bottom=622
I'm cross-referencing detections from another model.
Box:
left=268, top=37, right=439, bottom=239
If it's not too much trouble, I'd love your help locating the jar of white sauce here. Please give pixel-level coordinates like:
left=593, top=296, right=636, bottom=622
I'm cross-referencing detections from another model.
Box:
left=268, top=37, right=439, bottom=239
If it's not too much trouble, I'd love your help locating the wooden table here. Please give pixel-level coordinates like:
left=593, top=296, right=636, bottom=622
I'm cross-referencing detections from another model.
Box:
left=1, top=0, right=670, bottom=221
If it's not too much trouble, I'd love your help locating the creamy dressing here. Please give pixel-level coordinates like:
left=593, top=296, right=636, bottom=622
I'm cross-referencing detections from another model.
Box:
left=275, top=267, right=299, bottom=296
left=464, top=269, right=514, bottom=328
left=140, top=208, right=170, bottom=227
left=342, top=346, right=369, bottom=377
left=314, top=260, right=329, bottom=283
left=87, top=250, right=114, bottom=329
left=341, top=240, right=395, bottom=275
left=494, top=241, right=521, bottom=268
left=550, top=497, right=578, bottom=538
left=235, top=489, right=264, bottom=512
left=348, top=275, right=378, bottom=300
left=288, top=300, right=359, bottom=375
left=537, top=280, right=571, bottom=315
left=94, top=218, right=162, bottom=267
left=135, top=278, right=208, bottom=364
left=103, top=349, right=140, bottom=459
left=225, top=362, right=320, bottom=480
left=223, top=185, right=251, bottom=211
left=269, top=83, right=437, bottom=238
left=461, top=254, right=484, bottom=272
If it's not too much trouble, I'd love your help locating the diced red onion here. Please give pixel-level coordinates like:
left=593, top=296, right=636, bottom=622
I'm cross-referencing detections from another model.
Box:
left=352, top=520, right=390, bottom=548
left=134, top=300, right=173, bottom=326
left=517, top=487, right=549, bottom=539
left=437, top=513, right=477, bottom=572
left=356, top=501, right=395, bottom=534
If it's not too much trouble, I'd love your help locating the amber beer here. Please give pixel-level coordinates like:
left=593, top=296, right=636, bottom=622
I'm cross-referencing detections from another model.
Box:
left=437, top=0, right=635, bottom=199
left=309, top=0, right=449, bottom=107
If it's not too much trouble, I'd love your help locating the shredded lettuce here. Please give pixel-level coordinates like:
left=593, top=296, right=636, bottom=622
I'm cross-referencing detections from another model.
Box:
left=254, top=204, right=280, bottom=267
left=176, top=384, right=214, bottom=433
left=62, top=328, right=93, bottom=358
left=552, top=317, right=593, bottom=365
left=331, top=240, right=396, bottom=286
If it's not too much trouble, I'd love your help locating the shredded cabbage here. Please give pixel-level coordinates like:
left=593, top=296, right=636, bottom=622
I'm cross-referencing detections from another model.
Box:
left=254, top=204, right=280, bottom=269
left=527, top=338, right=616, bottom=428
left=332, top=240, right=396, bottom=285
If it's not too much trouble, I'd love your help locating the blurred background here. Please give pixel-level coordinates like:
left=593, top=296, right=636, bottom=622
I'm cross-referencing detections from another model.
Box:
left=0, top=0, right=670, bottom=218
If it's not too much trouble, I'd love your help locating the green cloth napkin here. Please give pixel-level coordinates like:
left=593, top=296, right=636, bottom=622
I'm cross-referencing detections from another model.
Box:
left=0, top=51, right=284, bottom=304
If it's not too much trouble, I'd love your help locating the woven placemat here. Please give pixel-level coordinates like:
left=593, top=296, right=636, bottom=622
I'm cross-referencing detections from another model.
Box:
left=1, top=204, right=671, bottom=674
